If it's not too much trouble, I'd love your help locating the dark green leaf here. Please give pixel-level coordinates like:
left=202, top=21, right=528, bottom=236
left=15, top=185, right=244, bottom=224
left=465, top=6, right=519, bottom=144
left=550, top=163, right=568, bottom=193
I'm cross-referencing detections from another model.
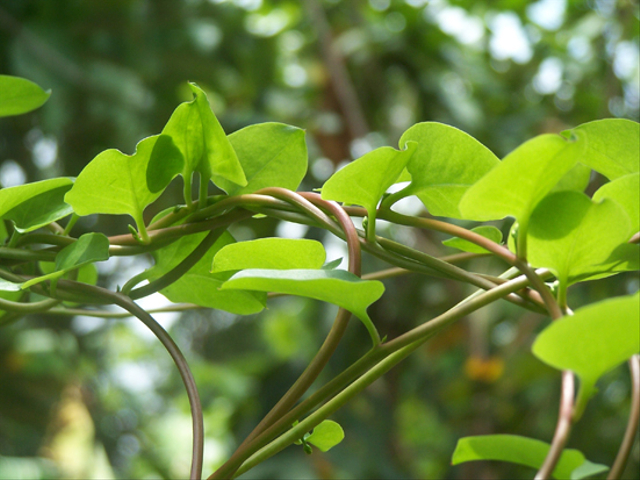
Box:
left=452, top=435, right=608, bottom=479
left=0, top=75, right=51, bottom=117
left=54, top=233, right=110, bottom=272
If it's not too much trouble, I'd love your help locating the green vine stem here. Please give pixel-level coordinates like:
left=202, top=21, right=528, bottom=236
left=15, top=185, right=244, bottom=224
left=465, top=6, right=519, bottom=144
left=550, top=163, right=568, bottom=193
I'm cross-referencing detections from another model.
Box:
left=608, top=354, right=640, bottom=479
left=210, top=272, right=538, bottom=479
left=0, top=296, right=60, bottom=313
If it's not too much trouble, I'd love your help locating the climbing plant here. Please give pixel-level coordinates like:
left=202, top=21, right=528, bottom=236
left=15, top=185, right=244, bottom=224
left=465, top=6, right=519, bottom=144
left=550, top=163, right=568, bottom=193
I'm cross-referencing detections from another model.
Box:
left=1, top=74, right=638, bottom=479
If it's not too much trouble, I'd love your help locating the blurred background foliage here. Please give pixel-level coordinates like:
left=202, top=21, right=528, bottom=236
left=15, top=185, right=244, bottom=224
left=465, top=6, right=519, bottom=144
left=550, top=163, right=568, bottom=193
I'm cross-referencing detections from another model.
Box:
left=0, top=0, right=638, bottom=478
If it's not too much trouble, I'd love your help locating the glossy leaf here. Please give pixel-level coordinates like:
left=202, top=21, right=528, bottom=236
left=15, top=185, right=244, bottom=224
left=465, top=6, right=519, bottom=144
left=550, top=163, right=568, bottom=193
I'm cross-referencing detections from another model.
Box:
left=212, top=238, right=326, bottom=272
left=391, top=122, right=499, bottom=218
left=459, top=134, right=581, bottom=225
left=0, top=178, right=74, bottom=233
left=305, top=420, right=345, bottom=453
left=64, top=135, right=182, bottom=238
left=0, top=75, right=51, bottom=117
left=564, top=119, right=639, bottom=180
left=442, top=226, right=503, bottom=253
left=162, top=82, right=246, bottom=192
left=321, top=144, right=416, bottom=223
left=148, top=231, right=266, bottom=315
left=221, top=269, right=384, bottom=344
left=593, top=173, right=639, bottom=233
left=527, top=191, right=631, bottom=285
left=0, top=279, right=23, bottom=292
left=532, top=294, right=640, bottom=417
left=452, top=435, right=608, bottom=479
left=216, top=122, right=307, bottom=195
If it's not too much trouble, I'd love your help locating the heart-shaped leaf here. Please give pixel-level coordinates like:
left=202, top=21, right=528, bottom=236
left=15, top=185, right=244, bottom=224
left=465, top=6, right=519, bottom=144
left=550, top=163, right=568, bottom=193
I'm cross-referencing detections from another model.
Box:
left=0, top=75, right=51, bottom=117
left=390, top=122, right=499, bottom=218
left=306, top=420, right=345, bottom=452
left=321, top=144, right=416, bottom=232
left=563, top=119, right=639, bottom=180
left=459, top=134, right=581, bottom=228
left=161, top=83, right=246, bottom=195
left=147, top=231, right=266, bottom=315
left=221, top=269, right=384, bottom=344
left=215, top=122, right=307, bottom=195
left=212, top=238, right=326, bottom=272
left=442, top=226, right=503, bottom=253
left=532, top=293, right=640, bottom=417
left=527, top=191, right=631, bottom=287
left=0, top=178, right=74, bottom=233
left=64, top=134, right=183, bottom=242
left=452, top=435, right=608, bottom=479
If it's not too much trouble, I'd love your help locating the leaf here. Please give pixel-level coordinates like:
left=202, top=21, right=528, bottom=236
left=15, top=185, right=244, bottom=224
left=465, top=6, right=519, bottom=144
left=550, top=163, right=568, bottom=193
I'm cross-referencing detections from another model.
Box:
left=64, top=134, right=183, bottom=239
left=148, top=231, right=266, bottom=315
left=0, top=279, right=23, bottom=292
left=564, top=119, right=639, bottom=180
left=532, top=294, right=640, bottom=417
left=459, top=133, right=581, bottom=226
left=54, top=233, right=110, bottom=272
left=212, top=238, right=326, bottom=272
left=321, top=144, right=417, bottom=223
left=452, top=435, right=608, bottom=479
left=21, top=233, right=110, bottom=290
left=216, top=122, right=307, bottom=195
left=551, top=163, right=592, bottom=193
left=0, top=75, right=51, bottom=117
left=593, top=173, right=639, bottom=233
left=221, top=269, right=384, bottom=344
left=162, top=83, right=246, bottom=192
left=527, top=191, right=631, bottom=286
left=0, top=178, right=74, bottom=233
left=442, top=226, right=503, bottom=253
left=391, top=122, right=499, bottom=218
left=305, top=420, right=345, bottom=453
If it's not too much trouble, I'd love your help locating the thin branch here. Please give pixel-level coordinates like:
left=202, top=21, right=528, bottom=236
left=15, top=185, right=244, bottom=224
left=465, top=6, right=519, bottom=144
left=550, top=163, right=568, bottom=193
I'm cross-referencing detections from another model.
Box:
left=608, top=354, right=640, bottom=479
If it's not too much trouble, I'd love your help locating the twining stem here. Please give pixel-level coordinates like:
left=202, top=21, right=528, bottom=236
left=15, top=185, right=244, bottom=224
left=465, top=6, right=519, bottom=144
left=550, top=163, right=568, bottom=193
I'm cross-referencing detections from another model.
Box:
left=0, top=296, right=60, bottom=313
left=228, top=189, right=366, bottom=460
left=608, top=354, right=640, bottom=480
left=210, top=272, right=537, bottom=479
left=44, top=279, right=205, bottom=480
left=62, top=213, right=79, bottom=236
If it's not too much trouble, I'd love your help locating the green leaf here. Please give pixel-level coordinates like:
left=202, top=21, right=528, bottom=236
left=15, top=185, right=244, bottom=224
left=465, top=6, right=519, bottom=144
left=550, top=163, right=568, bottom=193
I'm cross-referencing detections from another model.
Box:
left=54, top=233, right=110, bottom=272
left=148, top=231, right=266, bottom=315
left=0, top=75, right=51, bottom=117
left=532, top=294, right=640, bottom=417
left=564, top=119, right=639, bottom=180
left=391, top=122, right=499, bottom=218
left=0, top=178, right=74, bottom=233
left=527, top=191, right=631, bottom=286
left=221, top=269, right=384, bottom=344
left=305, top=420, right=345, bottom=453
left=452, top=435, right=608, bottom=479
left=593, top=173, right=639, bottom=233
left=321, top=144, right=417, bottom=223
left=459, top=133, right=581, bottom=225
left=64, top=134, right=183, bottom=241
left=212, top=238, right=326, bottom=272
left=216, top=122, right=307, bottom=195
left=551, top=163, right=592, bottom=193
left=442, top=226, right=503, bottom=253
left=162, top=83, right=246, bottom=192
